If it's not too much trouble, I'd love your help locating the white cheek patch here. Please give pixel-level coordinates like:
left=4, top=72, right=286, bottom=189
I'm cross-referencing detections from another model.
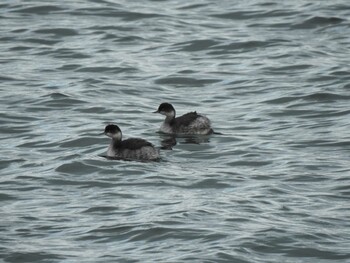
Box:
left=112, top=131, right=122, bottom=141
left=162, top=110, right=175, bottom=118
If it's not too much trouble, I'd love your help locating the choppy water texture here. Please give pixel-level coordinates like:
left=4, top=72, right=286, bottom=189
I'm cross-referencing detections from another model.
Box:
left=1, top=1, right=350, bottom=262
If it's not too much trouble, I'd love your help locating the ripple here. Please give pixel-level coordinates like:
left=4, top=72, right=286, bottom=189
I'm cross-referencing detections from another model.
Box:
left=227, top=160, right=273, bottom=167
left=286, top=247, right=350, bottom=260
left=39, top=48, right=91, bottom=59
left=55, top=161, right=101, bottom=175
left=263, top=92, right=350, bottom=104
left=33, top=28, right=79, bottom=37
left=11, top=5, right=65, bottom=14
left=0, top=193, right=17, bottom=201
left=173, top=39, right=219, bottom=52
left=212, top=10, right=264, bottom=20
left=82, top=206, right=119, bottom=214
left=57, top=64, right=81, bottom=70
left=4, top=252, right=64, bottom=263
left=155, top=76, right=220, bottom=86
left=208, top=40, right=277, bottom=55
left=60, top=137, right=101, bottom=148
left=38, top=92, right=87, bottom=107
left=8, top=46, right=32, bottom=51
left=292, top=16, right=345, bottom=29
left=187, top=178, right=231, bottom=189
left=21, top=38, right=60, bottom=45
left=70, top=8, right=166, bottom=21
left=1, top=1, right=350, bottom=262
left=114, top=35, right=148, bottom=43
left=75, top=66, right=137, bottom=73
left=0, top=75, right=19, bottom=81
left=177, top=3, right=209, bottom=10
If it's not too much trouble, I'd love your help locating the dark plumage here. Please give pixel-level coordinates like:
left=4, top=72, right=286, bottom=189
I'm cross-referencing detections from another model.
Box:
left=156, top=102, right=175, bottom=113
left=104, top=124, right=120, bottom=135
left=154, top=103, right=213, bottom=135
left=104, top=124, right=159, bottom=161
left=114, top=138, right=153, bottom=150
left=170, top=112, right=200, bottom=127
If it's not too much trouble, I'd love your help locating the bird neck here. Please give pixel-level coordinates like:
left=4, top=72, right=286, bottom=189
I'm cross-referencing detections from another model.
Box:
left=164, top=110, right=175, bottom=123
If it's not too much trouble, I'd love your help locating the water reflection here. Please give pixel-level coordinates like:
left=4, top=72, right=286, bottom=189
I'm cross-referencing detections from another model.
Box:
left=158, top=133, right=211, bottom=150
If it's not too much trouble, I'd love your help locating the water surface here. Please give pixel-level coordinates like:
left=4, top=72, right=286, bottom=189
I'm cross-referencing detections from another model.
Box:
left=1, top=1, right=350, bottom=262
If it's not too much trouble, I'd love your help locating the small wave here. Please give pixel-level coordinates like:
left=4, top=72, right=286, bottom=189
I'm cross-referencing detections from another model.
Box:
left=286, top=139, right=350, bottom=149
left=43, top=92, right=69, bottom=99
left=212, top=9, right=298, bottom=20
left=22, top=38, right=60, bottom=45
left=212, top=10, right=262, bottom=20
left=264, top=92, right=350, bottom=104
left=262, top=64, right=312, bottom=75
left=186, top=178, right=231, bottom=189
left=155, top=76, right=220, bottom=86
left=333, top=183, right=350, bottom=197
left=173, top=39, right=219, bottom=52
left=55, top=161, right=101, bottom=175
left=70, top=8, right=165, bottom=21
left=4, top=252, right=64, bottom=262
left=57, top=64, right=81, bottom=71
left=60, top=137, right=100, bottom=148
left=331, top=70, right=350, bottom=78
left=127, top=226, right=201, bottom=242
left=36, top=92, right=86, bottom=108
left=285, top=247, right=350, bottom=260
left=82, top=206, right=118, bottom=214
left=74, top=106, right=110, bottom=114
left=11, top=5, right=64, bottom=14
left=86, top=25, right=135, bottom=32
left=303, top=92, right=350, bottom=101
left=113, top=36, right=147, bottom=43
left=0, top=75, right=19, bottom=81
left=177, top=3, right=209, bottom=10
left=208, top=40, right=276, bottom=55
left=75, top=66, right=137, bottom=73
left=0, top=193, right=17, bottom=201
left=174, top=39, right=274, bottom=55
left=34, top=28, right=78, bottom=37
left=291, top=16, right=345, bottom=29
left=227, top=160, right=273, bottom=167
left=9, top=45, right=32, bottom=51
left=17, top=140, right=56, bottom=148
left=46, top=48, right=91, bottom=59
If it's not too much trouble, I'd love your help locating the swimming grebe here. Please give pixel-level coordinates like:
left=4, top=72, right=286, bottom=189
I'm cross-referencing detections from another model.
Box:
left=104, top=124, right=159, bottom=161
left=154, top=103, right=213, bottom=135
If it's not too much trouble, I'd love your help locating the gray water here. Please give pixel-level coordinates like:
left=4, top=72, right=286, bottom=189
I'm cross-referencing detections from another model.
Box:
left=1, top=0, right=350, bottom=262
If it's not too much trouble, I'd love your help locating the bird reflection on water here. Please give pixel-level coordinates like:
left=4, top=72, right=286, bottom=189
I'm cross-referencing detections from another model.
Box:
left=158, top=132, right=212, bottom=150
